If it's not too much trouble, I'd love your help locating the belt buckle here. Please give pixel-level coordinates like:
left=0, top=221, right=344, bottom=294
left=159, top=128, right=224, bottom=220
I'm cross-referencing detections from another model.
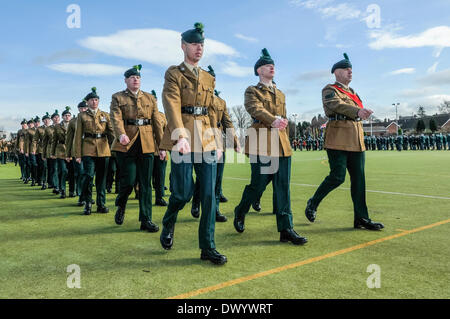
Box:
left=137, top=119, right=144, bottom=126
left=96, top=133, right=102, bottom=138
left=193, top=107, right=202, bottom=116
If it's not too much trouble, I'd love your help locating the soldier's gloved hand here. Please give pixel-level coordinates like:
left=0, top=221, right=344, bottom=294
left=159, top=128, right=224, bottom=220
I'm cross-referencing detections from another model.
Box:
left=357, top=108, right=373, bottom=120
left=271, top=118, right=288, bottom=130
left=217, top=149, right=223, bottom=160
left=176, top=137, right=191, bottom=154
left=119, top=134, right=130, bottom=146
left=159, top=150, right=166, bottom=161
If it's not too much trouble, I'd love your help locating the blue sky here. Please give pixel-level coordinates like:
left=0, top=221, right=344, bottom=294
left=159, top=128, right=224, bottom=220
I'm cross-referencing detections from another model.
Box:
left=1, top=0, right=449, bottom=132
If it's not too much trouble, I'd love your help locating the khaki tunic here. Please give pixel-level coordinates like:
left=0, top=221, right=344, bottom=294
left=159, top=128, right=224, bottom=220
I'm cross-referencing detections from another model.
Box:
left=65, top=117, right=77, bottom=158
left=42, top=126, right=56, bottom=159
left=110, top=89, right=163, bottom=154
left=209, top=95, right=239, bottom=151
left=32, top=126, right=46, bottom=154
left=73, top=109, right=114, bottom=158
left=322, top=82, right=365, bottom=152
left=24, top=128, right=36, bottom=155
left=51, top=123, right=69, bottom=159
left=159, top=63, right=217, bottom=152
left=16, top=129, right=26, bottom=153
left=154, top=112, right=169, bottom=160
left=244, top=83, right=292, bottom=157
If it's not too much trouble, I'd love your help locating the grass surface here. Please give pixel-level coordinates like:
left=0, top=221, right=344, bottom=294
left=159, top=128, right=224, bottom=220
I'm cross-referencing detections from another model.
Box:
left=1, top=150, right=449, bottom=299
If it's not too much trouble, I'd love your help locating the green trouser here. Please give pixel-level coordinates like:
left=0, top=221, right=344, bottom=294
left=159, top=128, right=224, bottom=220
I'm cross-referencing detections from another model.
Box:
left=37, top=154, right=46, bottom=184
left=80, top=156, right=108, bottom=207
left=18, top=154, right=25, bottom=178
left=115, top=139, right=154, bottom=223
left=24, top=155, right=30, bottom=179
left=47, top=158, right=58, bottom=188
left=192, top=151, right=225, bottom=212
left=153, top=156, right=167, bottom=200
left=56, top=158, right=68, bottom=192
left=163, top=152, right=217, bottom=250
left=310, top=149, right=369, bottom=220
left=235, top=156, right=293, bottom=232
left=73, top=158, right=83, bottom=196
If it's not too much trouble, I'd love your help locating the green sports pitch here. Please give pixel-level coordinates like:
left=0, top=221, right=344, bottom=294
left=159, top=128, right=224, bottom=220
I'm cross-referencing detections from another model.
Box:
left=1, top=150, right=449, bottom=299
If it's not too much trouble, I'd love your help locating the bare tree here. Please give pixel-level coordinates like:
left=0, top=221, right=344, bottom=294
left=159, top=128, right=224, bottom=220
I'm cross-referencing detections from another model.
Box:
left=438, top=100, right=450, bottom=114
left=230, top=105, right=252, bottom=147
left=417, top=106, right=426, bottom=118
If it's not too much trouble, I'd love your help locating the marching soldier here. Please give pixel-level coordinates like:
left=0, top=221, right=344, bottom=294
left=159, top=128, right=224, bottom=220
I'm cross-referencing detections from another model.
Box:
left=51, top=107, right=72, bottom=199
left=233, top=48, right=307, bottom=245
left=28, top=117, right=40, bottom=186
left=191, top=66, right=240, bottom=222
left=16, top=119, right=28, bottom=180
left=151, top=89, right=169, bottom=207
left=304, top=53, right=384, bottom=231
left=110, top=65, right=164, bottom=232
left=74, top=87, right=114, bottom=215
left=43, top=110, right=61, bottom=193
left=36, top=113, right=51, bottom=189
left=32, top=115, right=46, bottom=188
left=66, top=101, right=89, bottom=205
left=23, top=119, right=35, bottom=184
left=158, top=23, right=226, bottom=265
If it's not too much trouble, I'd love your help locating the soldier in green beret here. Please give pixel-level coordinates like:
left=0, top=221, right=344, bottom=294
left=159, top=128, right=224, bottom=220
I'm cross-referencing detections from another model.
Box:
left=304, top=53, right=384, bottom=231
left=51, top=107, right=72, bottom=198
left=44, top=110, right=61, bottom=194
left=233, top=48, right=307, bottom=245
left=16, top=119, right=28, bottom=180
left=110, top=65, right=164, bottom=232
left=158, top=23, right=227, bottom=265
left=74, top=88, right=114, bottom=215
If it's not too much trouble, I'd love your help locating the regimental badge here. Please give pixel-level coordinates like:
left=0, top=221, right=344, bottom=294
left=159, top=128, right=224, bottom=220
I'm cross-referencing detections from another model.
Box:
left=324, top=91, right=335, bottom=99
left=100, top=116, right=107, bottom=123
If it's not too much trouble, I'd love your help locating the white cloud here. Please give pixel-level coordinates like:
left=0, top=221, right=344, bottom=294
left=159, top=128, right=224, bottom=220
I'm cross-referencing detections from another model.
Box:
left=297, top=69, right=332, bottom=81
left=47, top=63, right=127, bottom=76
left=235, top=33, right=258, bottom=43
left=290, top=0, right=334, bottom=9
left=369, top=26, right=450, bottom=50
left=318, top=3, right=361, bottom=20
left=220, top=61, right=253, bottom=77
left=78, top=28, right=238, bottom=68
left=388, top=68, right=416, bottom=76
left=418, top=68, right=450, bottom=86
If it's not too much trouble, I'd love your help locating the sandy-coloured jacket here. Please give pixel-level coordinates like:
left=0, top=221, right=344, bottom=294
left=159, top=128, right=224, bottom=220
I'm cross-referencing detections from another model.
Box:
left=51, top=122, right=69, bottom=159
left=65, top=116, right=77, bottom=158
left=73, top=108, right=114, bottom=158
left=154, top=112, right=169, bottom=160
left=16, top=129, right=27, bottom=152
left=322, top=82, right=365, bottom=152
left=24, top=128, right=36, bottom=155
left=110, top=89, right=163, bottom=154
left=244, top=83, right=292, bottom=157
left=209, top=95, right=239, bottom=151
left=42, top=125, right=56, bottom=159
left=159, top=63, right=217, bottom=152
left=32, top=126, right=46, bottom=154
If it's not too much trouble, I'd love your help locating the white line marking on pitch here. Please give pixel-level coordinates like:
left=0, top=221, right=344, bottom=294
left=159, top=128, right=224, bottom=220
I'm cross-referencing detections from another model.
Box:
left=225, top=177, right=450, bottom=200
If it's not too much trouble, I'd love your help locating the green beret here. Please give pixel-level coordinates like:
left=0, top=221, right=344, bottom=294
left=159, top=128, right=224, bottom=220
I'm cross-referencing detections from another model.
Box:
left=27, top=119, right=33, bottom=125
left=34, top=116, right=40, bottom=123
left=207, top=65, right=215, bottom=77
left=151, top=90, right=157, bottom=100
left=181, top=22, right=205, bottom=44
left=21, top=119, right=27, bottom=125
left=254, top=48, right=274, bottom=76
left=62, top=106, right=71, bottom=116
left=124, top=64, right=142, bottom=78
left=77, top=100, right=87, bottom=108
left=42, top=112, right=50, bottom=120
left=331, top=53, right=352, bottom=74
left=214, top=89, right=220, bottom=97
left=51, top=109, right=59, bottom=119
left=84, top=87, right=99, bottom=101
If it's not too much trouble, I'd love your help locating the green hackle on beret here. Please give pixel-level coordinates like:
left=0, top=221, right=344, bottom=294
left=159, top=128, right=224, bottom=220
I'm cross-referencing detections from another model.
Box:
left=42, top=112, right=50, bottom=120
left=331, top=52, right=352, bottom=74
left=34, top=116, right=40, bottom=122
left=151, top=90, right=157, bottom=100
left=77, top=100, right=87, bottom=108
left=254, top=48, right=275, bottom=76
left=51, top=109, right=59, bottom=119
left=21, top=119, right=27, bottom=125
left=207, top=65, right=215, bottom=77
left=84, top=87, right=99, bottom=101
left=124, top=64, right=142, bottom=78
left=62, top=106, right=72, bottom=116
left=181, top=22, right=205, bottom=44
left=214, top=89, right=220, bottom=97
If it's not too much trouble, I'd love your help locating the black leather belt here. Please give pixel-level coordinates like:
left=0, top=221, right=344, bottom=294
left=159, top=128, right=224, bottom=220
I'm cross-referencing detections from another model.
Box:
left=83, top=133, right=106, bottom=139
left=181, top=106, right=208, bottom=116
left=328, top=114, right=360, bottom=122
left=124, top=119, right=151, bottom=126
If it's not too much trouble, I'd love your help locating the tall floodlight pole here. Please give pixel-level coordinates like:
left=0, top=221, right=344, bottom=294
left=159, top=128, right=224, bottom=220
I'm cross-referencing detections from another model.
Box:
left=392, top=103, right=400, bottom=135
left=292, top=113, right=298, bottom=139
